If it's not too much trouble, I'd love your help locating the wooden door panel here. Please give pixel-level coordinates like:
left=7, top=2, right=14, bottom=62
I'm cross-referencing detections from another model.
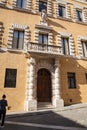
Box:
left=37, top=69, right=51, bottom=102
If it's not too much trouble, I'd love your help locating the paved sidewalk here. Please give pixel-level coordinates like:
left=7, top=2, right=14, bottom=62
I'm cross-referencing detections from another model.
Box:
left=4, top=103, right=87, bottom=130
left=7, top=103, right=87, bottom=117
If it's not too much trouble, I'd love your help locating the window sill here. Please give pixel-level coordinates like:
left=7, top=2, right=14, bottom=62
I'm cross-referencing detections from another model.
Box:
left=80, top=57, right=87, bottom=60
left=13, top=7, right=32, bottom=14
left=57, top=16, right=73, bottom=22
left=7, top=48, right=24, bottom=54
left=75, top=20, right=87, bottom=25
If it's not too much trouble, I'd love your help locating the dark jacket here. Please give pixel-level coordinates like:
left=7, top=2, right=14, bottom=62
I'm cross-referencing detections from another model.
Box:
left=0, top=99, right=8, bottom=111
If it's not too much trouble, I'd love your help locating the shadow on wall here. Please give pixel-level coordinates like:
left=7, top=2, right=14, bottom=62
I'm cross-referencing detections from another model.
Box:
left=6, top=110, right=87, bottom=129
left=48, top=18, right=67, bottom=30
left=60, top=57, right=87, bottom=106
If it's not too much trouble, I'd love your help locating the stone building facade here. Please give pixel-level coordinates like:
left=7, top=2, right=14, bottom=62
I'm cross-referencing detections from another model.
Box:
left=0, top=0, right=87, bottom=112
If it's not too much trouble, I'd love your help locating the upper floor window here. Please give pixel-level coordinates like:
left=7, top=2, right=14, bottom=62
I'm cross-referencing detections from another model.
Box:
left=61, top=37, right=70, bottom=55
left=16, top=0, right=26, bottom=8
left=82, top=41, right=87, bottom=57
left=39, top=33, right=48, bottom=44
left=59, top=5, right=66, bottom=17
left=67, top=72, right=76, bottom=89
left=39, top=0, right=47, bottom=12
left=76, top=9, right=82, bottom=22
left=12, top=30, right=24, bottom=50
left=4, top=68, right=17, bottom=88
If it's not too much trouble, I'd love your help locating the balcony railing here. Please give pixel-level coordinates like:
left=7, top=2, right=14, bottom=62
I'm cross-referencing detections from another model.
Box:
left=27, top=42, right=62, bottom=55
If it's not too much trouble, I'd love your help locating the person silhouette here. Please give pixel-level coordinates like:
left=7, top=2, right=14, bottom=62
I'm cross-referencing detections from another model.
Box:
left=0, top=94, right=8, bottom=127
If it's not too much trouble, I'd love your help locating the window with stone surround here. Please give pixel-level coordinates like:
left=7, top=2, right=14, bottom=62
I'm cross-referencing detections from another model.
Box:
left=12, top=30, right=24, bottom=50
left=39, top=33, right=48, bottom=44
left=55, top=0, right=71, bottom=19
left=16, top=0, right=26, bottom=8
left=39, top=0, right=47, bottom=12
left=59, top=4, right=66, bottom=17
left=77, top=36, right=87, bottom=57
left=67, top=72, right=76, bottom=89
left=76, top=9, right=82, bottom=21
left=8, top=24, right=30, bottom=51
left=58, top=32, right=75, bottom=56
left=35, top=27, right=53, bottom=45
left=4, top=68, right=17, bottom=88
left=35, top=0, right=52, bottom=16
left=81, top=41, right=87, bottom=57
left=61, top=37, right=70, bottom=55
left=12, top=0, right=32, bottom=11
left=73, top=5, right=87, bottom=23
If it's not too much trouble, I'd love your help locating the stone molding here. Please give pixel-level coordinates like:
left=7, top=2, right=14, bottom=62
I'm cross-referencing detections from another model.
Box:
left=0, top=23, right=3, bottom=47
left=0, top=0, right=6, bottom=5
left=7, top=23, right=30, bottom=51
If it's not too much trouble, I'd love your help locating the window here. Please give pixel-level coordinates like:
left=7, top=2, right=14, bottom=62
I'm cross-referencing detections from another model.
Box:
left=16, top=0, right=26, bottom=8
left=76, top=9, right=82, bottom=21
left=39, top=33, right=48, bottom=44
left=67, top=72, right=76, bottom=89
left=61, top=37, right=70, bottom=55
left=85, top=73, right=87, bottom=83
left=82, top=41, right=87, bottom=57
left=39, top=0, right=47, bottom=12
left=59, top=5, right=66, bottom=17
left=4, top=69, right=17, bottom=88
left=12, top=30, right=24, bottom=50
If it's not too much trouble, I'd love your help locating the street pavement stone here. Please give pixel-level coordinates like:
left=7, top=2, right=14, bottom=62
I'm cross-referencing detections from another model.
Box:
left=0, top=105, right=87, bottom=130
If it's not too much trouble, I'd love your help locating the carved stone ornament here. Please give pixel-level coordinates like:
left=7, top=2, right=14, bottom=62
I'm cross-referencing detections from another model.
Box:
left=40, top=9, right=48, bottom=25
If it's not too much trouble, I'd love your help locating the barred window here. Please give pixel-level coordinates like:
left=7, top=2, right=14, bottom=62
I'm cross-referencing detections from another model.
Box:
left=67, top=72, right=76, bottom=89
left=4, top=69, right=17, bottom=88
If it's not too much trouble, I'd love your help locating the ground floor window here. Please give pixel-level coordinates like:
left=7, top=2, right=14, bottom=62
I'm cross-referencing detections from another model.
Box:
left=4, top=68, right=17, bottom=88
left=67, top=72, right=76, bottom=89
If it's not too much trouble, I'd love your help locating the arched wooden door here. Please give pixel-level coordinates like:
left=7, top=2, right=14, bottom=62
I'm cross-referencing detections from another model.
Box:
left=37, top=68, right=52, bottom=102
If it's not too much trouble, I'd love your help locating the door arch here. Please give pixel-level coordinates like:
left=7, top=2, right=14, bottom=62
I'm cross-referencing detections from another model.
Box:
left=37, top=68, right=52, bottom=102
